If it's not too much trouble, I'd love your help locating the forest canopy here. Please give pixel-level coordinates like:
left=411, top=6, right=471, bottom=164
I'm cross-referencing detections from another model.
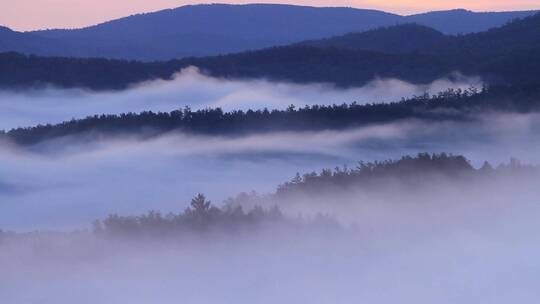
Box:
left=3, top=84, right=540, bottom=146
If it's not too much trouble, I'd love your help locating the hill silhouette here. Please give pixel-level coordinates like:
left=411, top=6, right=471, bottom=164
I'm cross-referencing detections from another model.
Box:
left=1, top=13, right=540, bottom=90
left=299, top=24, right=449, bottom=54
left=0, top=4, right=537, bottom=60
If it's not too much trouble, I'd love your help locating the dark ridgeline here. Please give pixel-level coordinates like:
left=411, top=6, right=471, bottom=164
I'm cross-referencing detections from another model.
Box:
left=1, top=12, right=540, bottom=91
left=297, top=23, right=450, bottom=54
left=0, top=48, right=441, bottom=90
left=8, top=4, right=403, bottom=61
left=4, top=84, right=540, bottom=146
left=92, top=153, right=537, bottom=238
left=0, top=4, right=536, bottom=60
left=0, top=52, right=181, bottom=90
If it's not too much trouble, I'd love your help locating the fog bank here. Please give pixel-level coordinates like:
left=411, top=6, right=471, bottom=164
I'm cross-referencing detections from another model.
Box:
left=1, top=164, right=540, bottom=304
left=0, top=67, right=481, bottom=130
left=2, top=113, right=540, bottom=303
left=1, top=112, right=540, bottom=230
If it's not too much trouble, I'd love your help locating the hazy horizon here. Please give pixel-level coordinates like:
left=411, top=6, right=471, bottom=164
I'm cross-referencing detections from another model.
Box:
left=1, top=1, right=539, bottom=31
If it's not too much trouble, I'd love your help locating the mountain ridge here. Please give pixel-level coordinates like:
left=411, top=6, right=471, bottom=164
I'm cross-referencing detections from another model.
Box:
left=0, top=4, right=537, bottom=60
left=1, top=11, right=540, bottom=91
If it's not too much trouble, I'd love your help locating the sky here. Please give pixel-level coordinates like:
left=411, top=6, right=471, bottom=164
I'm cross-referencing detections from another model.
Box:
left=0, top=0, right=539, bottom=31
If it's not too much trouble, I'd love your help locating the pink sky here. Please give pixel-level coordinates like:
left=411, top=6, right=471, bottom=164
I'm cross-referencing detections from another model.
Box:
left=1, top=0, right=539, bottom=31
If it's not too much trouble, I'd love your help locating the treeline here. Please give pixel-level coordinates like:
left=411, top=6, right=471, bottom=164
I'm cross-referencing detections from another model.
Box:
left=274, top=153, right=534, bottom=196
left=1, top=154, right=536, bottom=237
left=92, top=153, right=537, bottom=238
left=222, top=153, right=537, bottom=210
left=93, top=194, right=338, bottom=238
left=0, top=52, right=182, bottom=91
left=4, top=84, right=540, bottom=146
left=0, top=47, right=450, bottom=90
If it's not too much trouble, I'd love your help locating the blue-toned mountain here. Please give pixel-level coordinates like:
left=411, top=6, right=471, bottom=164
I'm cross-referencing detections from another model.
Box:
left=0, top=4, right=536, bottom=60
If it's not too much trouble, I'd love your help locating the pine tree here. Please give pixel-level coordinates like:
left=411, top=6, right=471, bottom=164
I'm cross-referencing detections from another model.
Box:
left=190, top=193, right=211, bottom=214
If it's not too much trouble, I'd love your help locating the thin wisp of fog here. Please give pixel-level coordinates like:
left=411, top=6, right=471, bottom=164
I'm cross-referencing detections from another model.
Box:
left=0, top=67, right=481, bottom=130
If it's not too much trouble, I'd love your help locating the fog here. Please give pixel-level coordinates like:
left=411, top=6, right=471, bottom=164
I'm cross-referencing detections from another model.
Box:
left=1, top=112, right=540, bottom=230
left=1, top=152, right=539, bottom=303
left=0, top=67, right=481, bottom=130
left=2, top=72, right=539, bottom=303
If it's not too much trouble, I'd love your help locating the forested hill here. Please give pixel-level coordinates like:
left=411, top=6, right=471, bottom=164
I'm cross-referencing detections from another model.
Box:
left=0, top=4, right=536, bottom=61
left=4, top=84, right=540, bottom=146
left=298, top=24, right=449, bottom=54
left=0, top=52, right=181, bottom=90
left=0, top=48, right=447, bottom=90
left=298, top=13, right=540, bottom=64
left=1, top=13, right=540, bottom=91
left=298, top=14, right=540, bottom=56
left=428, top=12, right=540, bottom=58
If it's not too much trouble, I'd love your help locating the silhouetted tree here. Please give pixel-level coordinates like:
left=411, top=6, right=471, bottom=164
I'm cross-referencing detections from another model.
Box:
left=190, top=193, right=212, bottom=214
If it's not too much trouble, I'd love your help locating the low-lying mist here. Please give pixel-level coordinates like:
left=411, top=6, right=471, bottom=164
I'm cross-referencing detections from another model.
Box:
left=1, top=70, right=538, bottom=303
left=1, top=112, right=540, bottom=230
left=1, top=153, right=539, bottom=304
left=0, top=67, right=481, bottom=130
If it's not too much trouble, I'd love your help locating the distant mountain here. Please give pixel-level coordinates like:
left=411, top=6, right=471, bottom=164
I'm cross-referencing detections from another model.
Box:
left=1, top=13, right=540, bottom=90
left=26, top=4, right=402, bottom=61
left=298, top=24, right=449, bottom=54
left=0, top=26, right=61, bottom=55
left=433, top=11, right=540, bottom=56
left=407, top=9, right=537, bottom=34
left=299, top=12, right=540, bottom=56
left=0, top=4, right=537, bottom=60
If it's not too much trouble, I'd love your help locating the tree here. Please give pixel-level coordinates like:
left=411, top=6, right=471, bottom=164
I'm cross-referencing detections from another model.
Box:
left=190, top=193, right=212, bottom=214
left=291, top=173, right=302, bottom=184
